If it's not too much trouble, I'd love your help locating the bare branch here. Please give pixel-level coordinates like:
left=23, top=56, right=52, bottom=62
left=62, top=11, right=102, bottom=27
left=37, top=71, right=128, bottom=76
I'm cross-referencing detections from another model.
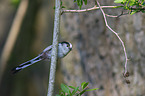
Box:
left=105, top=14, right=118, bottom=17
left=61, top=6, right=119, bottom=14
left=62, top=5, right=129, bottom=18
left=105, top=12, right=129, bottom=18
left=97, top=1, right=128, bottom=75
left=105, top=10, right=129, bottom=18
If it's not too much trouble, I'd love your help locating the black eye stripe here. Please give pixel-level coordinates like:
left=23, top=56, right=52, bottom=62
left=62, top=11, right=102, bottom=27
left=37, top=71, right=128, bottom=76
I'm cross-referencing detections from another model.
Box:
left=61, top=41, right=70, bottom=47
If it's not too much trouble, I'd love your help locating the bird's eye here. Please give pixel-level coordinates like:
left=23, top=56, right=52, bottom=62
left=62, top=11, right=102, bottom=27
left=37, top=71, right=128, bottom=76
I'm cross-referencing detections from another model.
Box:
left=67, top=44, right=69, bottom=47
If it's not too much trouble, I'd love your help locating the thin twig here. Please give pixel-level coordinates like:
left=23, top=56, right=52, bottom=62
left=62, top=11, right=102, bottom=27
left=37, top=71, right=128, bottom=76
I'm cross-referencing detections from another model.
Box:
left=130, top=7, right=145, bottom=10
left=105, top=10, right=129, bottom=18
left=105, top=12, right=129, bottom=18
left=61, top=6, right=121, bottom=14
left=117, top=12, right=129, bottom=17
left=47, top=0, right=61, bottom=96
left=97, top=1, right=128, bottom=75
left=105, top=14, right=118, bottom=17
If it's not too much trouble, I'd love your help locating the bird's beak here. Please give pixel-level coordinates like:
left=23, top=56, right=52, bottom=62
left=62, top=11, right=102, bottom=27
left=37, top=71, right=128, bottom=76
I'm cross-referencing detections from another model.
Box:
left=70, top=47, right=72, bottom=51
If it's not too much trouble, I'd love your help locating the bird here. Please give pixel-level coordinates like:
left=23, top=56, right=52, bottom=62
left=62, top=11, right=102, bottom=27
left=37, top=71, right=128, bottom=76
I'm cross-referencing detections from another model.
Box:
left=11, top=41, right=72, bottom=74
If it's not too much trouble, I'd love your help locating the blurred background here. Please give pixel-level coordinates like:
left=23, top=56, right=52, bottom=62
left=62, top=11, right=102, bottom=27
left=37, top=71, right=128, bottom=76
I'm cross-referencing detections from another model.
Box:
left=0, top=0, right=145, bottom=96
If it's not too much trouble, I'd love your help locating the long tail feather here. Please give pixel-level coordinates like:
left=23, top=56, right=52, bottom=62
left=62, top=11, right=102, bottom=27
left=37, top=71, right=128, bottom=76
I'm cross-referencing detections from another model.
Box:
left=11, top=55, right=43, bottom=74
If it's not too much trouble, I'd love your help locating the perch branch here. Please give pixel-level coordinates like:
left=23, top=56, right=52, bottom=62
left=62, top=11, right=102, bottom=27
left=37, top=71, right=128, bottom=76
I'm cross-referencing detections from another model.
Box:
left=47, top=0, right=61, bottom=96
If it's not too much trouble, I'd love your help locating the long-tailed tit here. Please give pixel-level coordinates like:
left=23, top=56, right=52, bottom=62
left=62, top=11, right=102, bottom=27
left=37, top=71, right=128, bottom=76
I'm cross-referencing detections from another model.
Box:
left=11, top=41, right=72, bottom=74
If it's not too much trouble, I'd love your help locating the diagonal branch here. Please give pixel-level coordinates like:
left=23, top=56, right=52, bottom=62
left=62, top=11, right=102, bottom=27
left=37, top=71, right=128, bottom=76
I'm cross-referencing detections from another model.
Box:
left=97, top=1, right=128, bottom=75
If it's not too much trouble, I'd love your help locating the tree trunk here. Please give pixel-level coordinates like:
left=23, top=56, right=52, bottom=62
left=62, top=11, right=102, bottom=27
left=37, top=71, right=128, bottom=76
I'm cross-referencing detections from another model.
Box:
left=60, top=0, right=145, bottom=96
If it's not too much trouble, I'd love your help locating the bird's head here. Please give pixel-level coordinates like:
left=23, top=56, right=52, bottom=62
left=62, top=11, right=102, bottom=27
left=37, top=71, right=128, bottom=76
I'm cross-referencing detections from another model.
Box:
left=58, top=41, right=72, bottom=58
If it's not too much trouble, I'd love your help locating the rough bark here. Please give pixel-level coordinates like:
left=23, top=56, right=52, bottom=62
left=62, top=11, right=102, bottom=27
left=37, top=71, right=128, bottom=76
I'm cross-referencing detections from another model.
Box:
left=60, top=0, right=145, bottom=96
